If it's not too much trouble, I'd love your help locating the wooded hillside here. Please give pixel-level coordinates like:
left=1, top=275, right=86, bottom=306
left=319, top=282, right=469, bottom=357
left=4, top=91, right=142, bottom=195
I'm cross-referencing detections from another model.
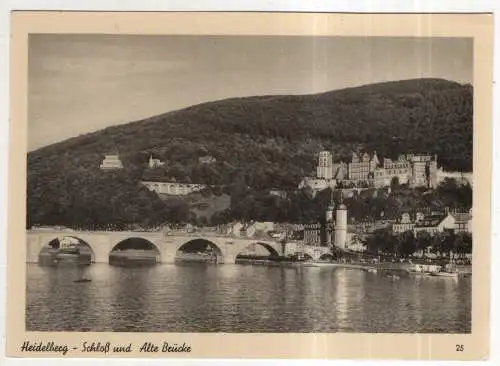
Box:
left=27, top=78, right=473, bottom=228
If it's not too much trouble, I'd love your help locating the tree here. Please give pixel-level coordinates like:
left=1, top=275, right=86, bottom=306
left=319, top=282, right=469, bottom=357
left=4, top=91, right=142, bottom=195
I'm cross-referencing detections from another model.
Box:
left=454, top=232, right=472, bottom=258
left=390, top=176, right=400, bottom=191
left=442, top=231, right=457, bottom=256
left=398, top=230, right=416, bottom=257
left=415, top=231, right=432, bottom=256
left=27, top=81, right=473, bottom=229
left=365, top=229, right=395, bottom=255
left=430, top=232, right=446, bottom=256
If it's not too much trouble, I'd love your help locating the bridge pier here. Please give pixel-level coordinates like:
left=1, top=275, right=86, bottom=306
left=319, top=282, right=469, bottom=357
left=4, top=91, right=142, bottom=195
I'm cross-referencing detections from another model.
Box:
left=90, top=235, right=114, bottom=263
left=159, top=247, right=177, bottom=264
left=219, top=253, right=237, bottom=265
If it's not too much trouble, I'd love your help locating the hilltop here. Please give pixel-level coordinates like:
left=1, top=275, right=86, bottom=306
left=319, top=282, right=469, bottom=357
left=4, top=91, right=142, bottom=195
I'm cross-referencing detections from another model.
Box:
left=27, top=78, right=473, bottom=228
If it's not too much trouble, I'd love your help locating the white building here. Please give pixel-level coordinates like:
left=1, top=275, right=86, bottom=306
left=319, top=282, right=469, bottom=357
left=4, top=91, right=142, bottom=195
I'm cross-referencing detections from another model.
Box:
left=141, top=181, right=206, bottom=196
left=345, top=233, right=366, bottom=252
left=412, top=211, right=472, bottom=236
left=199, top=155, right=216, bottom=164
left=148, top=154, right=165, bottom=169
left=100, top=154, right=123, bottom=170
left=392, top=213, right=415, bottom=234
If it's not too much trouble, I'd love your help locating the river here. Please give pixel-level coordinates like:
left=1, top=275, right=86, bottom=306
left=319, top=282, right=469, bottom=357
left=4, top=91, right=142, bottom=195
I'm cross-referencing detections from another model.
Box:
left=25, top=263, right=471, bottom=333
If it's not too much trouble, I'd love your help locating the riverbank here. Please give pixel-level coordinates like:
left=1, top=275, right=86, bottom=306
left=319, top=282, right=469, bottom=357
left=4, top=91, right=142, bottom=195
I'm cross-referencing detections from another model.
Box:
left=235, top=258, right=472, bottom=275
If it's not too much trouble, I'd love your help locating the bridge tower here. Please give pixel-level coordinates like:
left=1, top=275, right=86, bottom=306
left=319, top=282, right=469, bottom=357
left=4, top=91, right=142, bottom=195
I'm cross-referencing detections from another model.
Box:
left=335, top=191, right=348, bottom=249
left=325, top=189, right=335, bottom=247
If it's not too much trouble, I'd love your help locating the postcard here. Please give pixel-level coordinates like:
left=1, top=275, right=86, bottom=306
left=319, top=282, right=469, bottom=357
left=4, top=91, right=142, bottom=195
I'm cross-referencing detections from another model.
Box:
left=6, top=11, right=493, bottom=360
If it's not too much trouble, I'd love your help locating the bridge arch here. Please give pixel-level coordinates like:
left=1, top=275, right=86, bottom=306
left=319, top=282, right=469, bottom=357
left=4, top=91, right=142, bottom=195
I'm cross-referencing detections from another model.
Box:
left=236, top=242, right=280, bottom=259
left=319, top=253, right=334, bottom=261
left=39, top=236, right=95, bottom=264
left=176, top=238, right=224, bottom=263
left=109, top=237, right=161, bottom=265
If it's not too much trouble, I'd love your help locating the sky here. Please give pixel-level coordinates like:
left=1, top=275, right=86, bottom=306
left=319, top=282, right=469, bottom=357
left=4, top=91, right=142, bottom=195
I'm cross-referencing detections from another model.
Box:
left=28, top=35, right=473, bottom=151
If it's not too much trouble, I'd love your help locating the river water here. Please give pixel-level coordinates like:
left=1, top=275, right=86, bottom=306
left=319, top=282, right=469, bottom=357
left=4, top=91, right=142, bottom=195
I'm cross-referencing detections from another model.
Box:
left=25, top=263, right=471, bottom=333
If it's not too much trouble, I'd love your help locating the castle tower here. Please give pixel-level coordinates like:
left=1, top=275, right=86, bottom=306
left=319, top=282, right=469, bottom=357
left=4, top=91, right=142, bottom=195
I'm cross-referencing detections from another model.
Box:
left=335, top=192, right=348, bottom=249
left=317, top=151, right=333, bottom=180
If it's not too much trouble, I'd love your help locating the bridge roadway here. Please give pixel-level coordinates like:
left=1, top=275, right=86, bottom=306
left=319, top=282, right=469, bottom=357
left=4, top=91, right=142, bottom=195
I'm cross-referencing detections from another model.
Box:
left=26, top=229, right=331, bottom=264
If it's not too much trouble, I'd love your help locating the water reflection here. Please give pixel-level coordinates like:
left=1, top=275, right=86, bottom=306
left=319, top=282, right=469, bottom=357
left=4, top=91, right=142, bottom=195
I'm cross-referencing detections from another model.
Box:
left=108, top=267, right=157, bottom=331
left=334, top=269, right=349, bottom=330
left=26, top=263, right=471, bottom=333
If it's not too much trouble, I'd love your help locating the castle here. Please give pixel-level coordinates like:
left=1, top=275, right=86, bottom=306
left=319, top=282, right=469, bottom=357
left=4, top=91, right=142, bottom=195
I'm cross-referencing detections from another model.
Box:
left=300, top=150, right=444, bottom=193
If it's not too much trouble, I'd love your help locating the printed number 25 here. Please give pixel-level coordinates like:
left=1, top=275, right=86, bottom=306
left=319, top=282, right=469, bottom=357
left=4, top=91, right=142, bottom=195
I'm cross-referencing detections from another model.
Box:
left=456, top=344, right=464, bottom=352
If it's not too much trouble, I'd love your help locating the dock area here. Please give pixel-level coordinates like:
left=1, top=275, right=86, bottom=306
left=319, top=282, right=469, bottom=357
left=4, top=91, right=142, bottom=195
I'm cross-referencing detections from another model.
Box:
left=235, top=258, right=472, bottom=277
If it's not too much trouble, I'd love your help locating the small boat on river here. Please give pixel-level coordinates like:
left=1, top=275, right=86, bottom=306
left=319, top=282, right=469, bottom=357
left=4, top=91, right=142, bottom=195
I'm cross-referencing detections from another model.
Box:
left=407, top=264, right=441, bottom=276
left=430, top=262, right=459, bottom=278
left=73, top=278, right=92, bottom=283
left=431, top=271, right=459, bottom=278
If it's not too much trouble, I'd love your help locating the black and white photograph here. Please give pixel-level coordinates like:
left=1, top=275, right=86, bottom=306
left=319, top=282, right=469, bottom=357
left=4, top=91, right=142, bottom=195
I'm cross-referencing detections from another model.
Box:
left=5, top=10, right=493, bottom=361
left=25, top=32, right=475, bottom=334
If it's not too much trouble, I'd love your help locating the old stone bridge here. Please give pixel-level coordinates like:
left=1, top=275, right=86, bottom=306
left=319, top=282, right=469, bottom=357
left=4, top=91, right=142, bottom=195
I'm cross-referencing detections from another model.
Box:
left=26, top=229, right=332, bottom=264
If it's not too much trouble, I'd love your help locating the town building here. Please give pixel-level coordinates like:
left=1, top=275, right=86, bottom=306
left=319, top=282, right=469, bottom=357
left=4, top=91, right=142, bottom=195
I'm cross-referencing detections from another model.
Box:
left=345, top=233, right=366, bottom=252
left=412, top=213, right=453, bottom=236
left=392, top=213, right=416, bottom=233
left=392, top=209, right=472, bottom=236
left=448, top=210, right=473, bottom=233
left=352, top=220, right=393, bottom=234
left=302, top=223, right=322, bottom=247
left=141, top=181, right=206, bottom=196
left=100, top=154, right=123, bottom=170
left=148, top=154, right=165, bottom=169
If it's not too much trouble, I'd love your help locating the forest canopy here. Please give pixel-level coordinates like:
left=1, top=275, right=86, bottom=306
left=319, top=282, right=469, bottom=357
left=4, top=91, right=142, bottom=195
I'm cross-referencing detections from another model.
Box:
left=27, top=78, right=473, bottom=228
